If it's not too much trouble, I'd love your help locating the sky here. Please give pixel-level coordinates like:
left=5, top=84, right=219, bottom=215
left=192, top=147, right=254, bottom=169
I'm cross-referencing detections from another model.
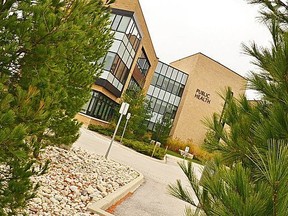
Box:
left=138, top=0, right=272, bottom=98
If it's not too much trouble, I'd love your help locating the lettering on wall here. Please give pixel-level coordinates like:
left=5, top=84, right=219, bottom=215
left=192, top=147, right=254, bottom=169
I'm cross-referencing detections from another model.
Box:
left=194, top=89, right=211, bottom=104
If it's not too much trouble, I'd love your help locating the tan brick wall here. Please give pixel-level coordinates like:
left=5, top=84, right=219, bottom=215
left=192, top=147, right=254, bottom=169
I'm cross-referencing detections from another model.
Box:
left=170, top=53, right=247, bottom=145
left=75, top=113, right=110, bottom=128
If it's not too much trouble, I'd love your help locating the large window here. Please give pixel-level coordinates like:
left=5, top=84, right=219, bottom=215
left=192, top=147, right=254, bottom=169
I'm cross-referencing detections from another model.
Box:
left=110, top=13, right=141, bottom=51
left=81, top=91, right=118, bottom=122
left=97, top=10, right=143, bottom=95
left=137, top=49, right=151, bottom=76
left=146, top=61, right=188, bottom=131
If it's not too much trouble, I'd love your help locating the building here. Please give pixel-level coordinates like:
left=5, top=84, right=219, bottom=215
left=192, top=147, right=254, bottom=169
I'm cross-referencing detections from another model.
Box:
left=146, top=61, right=188, bottom=131
left=75, top=0, right=158, bottom=126
left=146, top=53, right=246, bottom=145
left=76, top=0, right=247, bottom=146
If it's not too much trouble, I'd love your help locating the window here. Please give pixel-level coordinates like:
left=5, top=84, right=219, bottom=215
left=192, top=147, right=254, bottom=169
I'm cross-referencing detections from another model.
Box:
left=128, top=78, right=141, bottom=91
left=160, top=64, right=168, bottom=76
left=156, top=75, right=164, bottom=87
left=155, top=62, right=163, bottom=73
left=146, top=61, right=189, bottom=131
left=136, top=49, right=151, bottom=76
left=103, top=52, right=116, bottom=71
left=151, top=73, right=159, bottom=86
left=118, top=16, right=131, bottom=32
left=111, top=15, right=121, bottom=30
left=81, top=91, right=118, bottom=122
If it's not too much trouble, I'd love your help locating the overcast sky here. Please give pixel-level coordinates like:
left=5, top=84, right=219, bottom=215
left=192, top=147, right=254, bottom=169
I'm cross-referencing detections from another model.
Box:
left=138, top=0, right=271, bottom=81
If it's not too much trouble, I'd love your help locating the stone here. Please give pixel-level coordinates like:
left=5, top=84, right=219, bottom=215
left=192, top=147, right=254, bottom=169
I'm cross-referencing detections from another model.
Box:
left=24, top=146, right=139, bottom=215
left=42, top=187, right=52, bottom=194
left=69, top=185, right=78, bottom=193
left=100, top=191, right=108, bottom=197
left=54, top=195, right=62, bottom=201
left=33, top=198, right=42, bottom=204
left=80, top=195, right=89, bottom=202
left=86, top=185, right=95, bottom=195
left=96, top=185, right=106, bottom=193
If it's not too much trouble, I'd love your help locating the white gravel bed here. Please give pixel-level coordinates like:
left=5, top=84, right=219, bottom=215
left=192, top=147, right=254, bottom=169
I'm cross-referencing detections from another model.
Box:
left=25, top=146, right=139, bottom=215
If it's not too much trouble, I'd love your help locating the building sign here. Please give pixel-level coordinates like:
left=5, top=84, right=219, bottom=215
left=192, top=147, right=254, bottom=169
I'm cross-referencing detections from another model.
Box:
left=194, top=88, right=211, bottom=104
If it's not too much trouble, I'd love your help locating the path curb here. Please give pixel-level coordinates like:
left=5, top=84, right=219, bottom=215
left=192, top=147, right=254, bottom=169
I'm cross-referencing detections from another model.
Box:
left=87, top=172, right=144, bottom=216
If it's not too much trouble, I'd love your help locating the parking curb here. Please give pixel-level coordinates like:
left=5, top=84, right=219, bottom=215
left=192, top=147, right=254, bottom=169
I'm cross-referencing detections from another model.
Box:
left=87, top=172, right=144, bottom=216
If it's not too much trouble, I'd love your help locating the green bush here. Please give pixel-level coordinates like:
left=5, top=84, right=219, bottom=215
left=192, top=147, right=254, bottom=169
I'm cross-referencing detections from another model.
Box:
left=121, top=138, right=165, bottom=160
left=88, top=124, right=113, bottom=137
left=88, top=125, right=165, bottom=160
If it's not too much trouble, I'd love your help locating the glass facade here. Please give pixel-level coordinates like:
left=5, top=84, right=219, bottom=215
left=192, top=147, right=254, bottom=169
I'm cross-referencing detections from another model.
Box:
left=84, top=9, right=145, bottom=122
left=81, top=91, right=118, bottom=122
left=98, top=10, right=142, bottom=93
left=136, top=49, right=151, bottom=76
left=128, top=77, right=141, bottom=91
left=146, top=61, right=188, bottom=131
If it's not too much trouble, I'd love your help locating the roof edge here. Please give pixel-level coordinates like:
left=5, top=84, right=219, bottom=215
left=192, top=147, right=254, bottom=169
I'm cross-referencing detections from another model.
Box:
left=170, top=52, right=247, bottom=80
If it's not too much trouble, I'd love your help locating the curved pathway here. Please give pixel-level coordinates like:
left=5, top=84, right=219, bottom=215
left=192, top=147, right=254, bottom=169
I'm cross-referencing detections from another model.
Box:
left=73, top=127, right=203, bottom=216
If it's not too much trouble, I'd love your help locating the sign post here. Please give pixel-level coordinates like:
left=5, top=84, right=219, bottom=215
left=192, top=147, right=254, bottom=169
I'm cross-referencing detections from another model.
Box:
left=105, top=102, right=129, bottom=159
left=120, top=112, right=131, bottom=143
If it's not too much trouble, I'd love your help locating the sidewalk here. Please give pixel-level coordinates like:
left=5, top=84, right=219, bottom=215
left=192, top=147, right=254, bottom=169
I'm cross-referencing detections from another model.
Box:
left=73, top=128, right=203, bottom=216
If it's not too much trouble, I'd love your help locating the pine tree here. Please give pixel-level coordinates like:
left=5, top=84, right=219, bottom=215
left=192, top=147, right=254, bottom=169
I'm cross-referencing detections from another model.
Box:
left=0, top=0, right=114, bottom=214
left=169, top=1, right=288, bottom=215
left=120, top=89, right=151, bottom=140
left=152, top=110, right=173, bottom=144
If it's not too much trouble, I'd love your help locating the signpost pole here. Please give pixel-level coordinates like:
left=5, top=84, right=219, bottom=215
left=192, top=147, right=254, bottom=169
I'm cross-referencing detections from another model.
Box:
left=120, top=113, right=131, bottom=143
left=105, top=102, right=129, bottom=159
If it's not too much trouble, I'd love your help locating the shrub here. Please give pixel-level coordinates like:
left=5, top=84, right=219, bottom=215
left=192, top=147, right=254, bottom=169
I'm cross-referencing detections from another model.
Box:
left=166, top=138, right=214, bottom=161
left=88, top=124, right=114, bottom=137
left=121, top=138, right=165, bottom=160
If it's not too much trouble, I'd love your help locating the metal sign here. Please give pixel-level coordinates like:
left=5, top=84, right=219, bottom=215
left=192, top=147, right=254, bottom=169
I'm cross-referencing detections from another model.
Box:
left=119, top=102, right=130, bottom=115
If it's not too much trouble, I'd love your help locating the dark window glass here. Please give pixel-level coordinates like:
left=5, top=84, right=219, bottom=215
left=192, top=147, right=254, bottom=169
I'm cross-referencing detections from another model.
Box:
left=159, top=101, right=167, bottom=115
left=151, top=73, right=159, bottom=86
left=172, top=82, right=180, bottom=95
left=81, top=91, right=118, bottom=122
left=167, top=80, right=175, bottom=93
left=178, top=84, right=185, bottom=97
left=128, top=33, right=140, bottom=51
left=128, top=78, right=141, bottom=91
left=162, top=78, right=169, bottom=91
left=154, top=99, right=161, bottom=113
left=150, top=97, right=156, bottom=110
left=110, top=54, right=129, bottom=84
left=136, top=49, right=151, bottom=76
left=156, top=75, right=164, bottom=87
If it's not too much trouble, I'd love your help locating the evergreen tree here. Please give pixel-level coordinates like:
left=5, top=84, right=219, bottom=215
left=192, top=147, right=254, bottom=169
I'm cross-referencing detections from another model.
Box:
left=169, top=1, right=288, bottom=215
left=0, top=0, right=113, bottom=214
left=152, top=109, right=173, bottom=144
left=120, top=88, right=151, bottom=140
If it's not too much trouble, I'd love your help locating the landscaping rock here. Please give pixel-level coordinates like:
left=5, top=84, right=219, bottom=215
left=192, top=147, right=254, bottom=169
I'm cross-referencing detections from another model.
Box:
left=24, top=146, right=139, bottom=215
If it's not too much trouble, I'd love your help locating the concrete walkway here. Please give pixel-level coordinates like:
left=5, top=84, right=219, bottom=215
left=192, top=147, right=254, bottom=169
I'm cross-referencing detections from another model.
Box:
left=73, top=128, right=203, bottom=216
